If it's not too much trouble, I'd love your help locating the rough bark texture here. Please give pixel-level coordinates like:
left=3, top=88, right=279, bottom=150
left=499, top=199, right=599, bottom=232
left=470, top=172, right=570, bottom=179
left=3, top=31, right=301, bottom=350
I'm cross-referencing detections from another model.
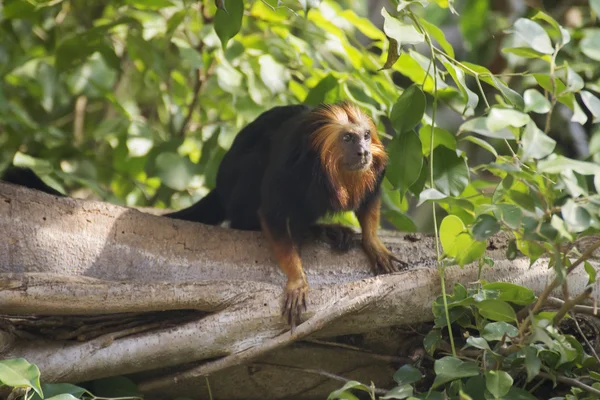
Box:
left=0, top=182, right=598, bottom=399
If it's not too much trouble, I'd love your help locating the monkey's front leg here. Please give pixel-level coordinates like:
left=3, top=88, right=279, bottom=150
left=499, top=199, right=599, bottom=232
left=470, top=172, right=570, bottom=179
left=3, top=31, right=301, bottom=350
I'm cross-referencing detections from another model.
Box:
left=357, top=197, right=406, bottom=273
left=259, top=213, right=308, bottom=331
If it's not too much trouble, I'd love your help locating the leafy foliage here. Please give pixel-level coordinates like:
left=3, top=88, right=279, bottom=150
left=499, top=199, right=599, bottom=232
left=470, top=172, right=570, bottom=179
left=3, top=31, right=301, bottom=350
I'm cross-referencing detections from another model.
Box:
left=3, top=0, right=600, bottom=399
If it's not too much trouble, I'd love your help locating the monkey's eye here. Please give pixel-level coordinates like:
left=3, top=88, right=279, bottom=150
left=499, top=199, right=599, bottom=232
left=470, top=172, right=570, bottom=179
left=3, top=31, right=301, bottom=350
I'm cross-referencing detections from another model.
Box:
left=364, top=130, right=371, bottom=140
left=343, top=133, right=352, bottom=142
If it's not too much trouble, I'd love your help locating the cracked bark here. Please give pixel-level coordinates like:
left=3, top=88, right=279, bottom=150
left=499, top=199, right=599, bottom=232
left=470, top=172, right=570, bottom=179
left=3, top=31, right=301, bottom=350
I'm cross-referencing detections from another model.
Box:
left=0, top=182, right=598, bottom=400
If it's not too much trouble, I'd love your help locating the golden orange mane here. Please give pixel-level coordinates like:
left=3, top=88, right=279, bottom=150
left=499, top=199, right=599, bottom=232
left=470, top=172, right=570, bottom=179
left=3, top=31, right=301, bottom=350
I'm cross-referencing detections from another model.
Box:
left=308, top=102, right=387, bottom=210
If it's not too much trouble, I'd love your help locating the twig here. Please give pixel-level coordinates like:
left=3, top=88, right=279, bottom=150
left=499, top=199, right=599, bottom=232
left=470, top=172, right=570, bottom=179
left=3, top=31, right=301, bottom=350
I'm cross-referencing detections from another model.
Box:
left=252, top=362, right=388, bottom=395
left=538, top=371, right=600, bottom=396
left=522, top=241, right=600, bottom=319
left=546, top=297, right=598, bottom=316
left=572, top=315, right=600, bottom=364
left=303, top=339, right=414, bottom=364
left=178, top=68, right=203, bottom=138
left=553, top=287, right=592, bottom=325
left=73, top=95, right=87, bottom=147
left=138, top=287, right=390, bottom=391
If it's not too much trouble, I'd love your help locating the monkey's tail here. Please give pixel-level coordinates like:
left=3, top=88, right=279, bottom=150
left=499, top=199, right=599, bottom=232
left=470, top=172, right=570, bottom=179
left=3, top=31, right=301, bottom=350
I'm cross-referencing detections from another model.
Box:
left=1, top=166, right=65, bottom=197
left=163, top=190, right=226, bottom=225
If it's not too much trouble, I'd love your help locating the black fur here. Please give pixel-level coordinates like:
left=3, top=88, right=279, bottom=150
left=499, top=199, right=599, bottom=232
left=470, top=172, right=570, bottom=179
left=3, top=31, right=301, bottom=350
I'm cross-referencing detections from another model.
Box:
left=170, top=104, right=385, bottom=244
left=1, top=167, right=64, bottom=197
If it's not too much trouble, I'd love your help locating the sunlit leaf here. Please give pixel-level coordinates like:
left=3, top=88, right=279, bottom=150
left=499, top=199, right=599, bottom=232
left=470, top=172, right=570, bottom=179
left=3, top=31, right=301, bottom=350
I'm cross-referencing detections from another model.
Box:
left=419, top=17, right=454, bottom=57
left=485, top=370, right=513, bottom=398
left=507, top=18, right=554, bottom=55
left=580, top=29, right=600, bottom=61
left=520, top=121, right=556, bottom=162
left=382, top=8, right=424, bottom=47
left=581, top=90, right=600, bottom=122
left=523, top=89, right=551, bottom=114
left=0, top=358, right=43, bottom=397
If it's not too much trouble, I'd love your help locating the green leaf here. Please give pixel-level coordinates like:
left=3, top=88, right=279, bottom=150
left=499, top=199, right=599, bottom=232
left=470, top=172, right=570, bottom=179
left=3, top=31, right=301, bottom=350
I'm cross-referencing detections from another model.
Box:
left=508, top=18, right=554, bottom=55
left=472, top=214, right=500, bottom=241
left=432, top=356, right=480, bottom=388
left=502, top=47, right=550, bottom=60
left=561, top=198, right=591, bottom=232
left=459, top=117, right=514, bottom=140
left=328, top=381, right=370, bottom=400
left=382, top=8, right=424, bottom=47
left=466, top=336, right=490, bottom=351
left=419, top=17, right=454, bottom=57
left=393, top=365, right=422, bottom=386
left=383, top=209, right=418, bottom=232
left=0, top=358, right=43, bottom=397
left=417, top=188, right=447, bottom=205
left=31, top=383, right=87, bottom=400
left=259, top=54, right=288, bottom=94
left=482, top=282, right=536, bottom=305
left=580, top=29, right=600, bottom=61
left=520, top=121, right=556, bottom=162
left=424, top=329, right=442, bottom=355
left=126, top=0, right=174, bottom=10
left=45, top=395, right=81, bottom=400
left=432, top=147, right=469, bottom=197
left=523, top=89, right=551, bottom=114
left=524, top=346, right=541, bottom=382
left=440, top=216, right=485, bottom=265
left=214, top=0, right=244, bottom=48
left=585, top=261, right=597, bottom=285
left=532, top=11, right=570, bottom=46
left=462, top=136, right=498, bottom=157
left=506, top=239, right=518, bottom=260
left=386, top=129, right=423, bottom=195
left=442, top=60, right=479, bottom=114
left=482, top=321, right=518, bottom=341
left=155, top=152, right=194, bottom=191
left=485, top=370, right=513, bottom=398
left=592, top=0, right=600, bottom=18
left=566, top=67, right=584, bottom=92
left=440, top=215, right=466, bottom=257
left=476, top=299, right=516, bottom=322
left=390, top=84, right=426, bottom=134
left=538, top=156, right=600, bottom=175
left=487, top=108, right=530, bottom=132
left=419, top=125, right=456, bottom=155
left=304, top=74, right=339, bottom=106
left=581, top=90, right=600, bottom=123
left=381, top=385, right=413, bottom=399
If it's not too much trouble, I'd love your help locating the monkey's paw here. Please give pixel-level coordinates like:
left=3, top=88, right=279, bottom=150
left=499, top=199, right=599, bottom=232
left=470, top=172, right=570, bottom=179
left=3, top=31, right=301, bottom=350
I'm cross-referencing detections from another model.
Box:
left=363, top=240, right=407, bottom=274
left=281, top=279, right=309, bottom=332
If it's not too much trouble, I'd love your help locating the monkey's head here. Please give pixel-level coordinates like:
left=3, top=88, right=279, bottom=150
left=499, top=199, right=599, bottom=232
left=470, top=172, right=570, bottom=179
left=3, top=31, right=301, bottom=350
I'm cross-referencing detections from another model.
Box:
left=309, top=102, right=387, bottom=175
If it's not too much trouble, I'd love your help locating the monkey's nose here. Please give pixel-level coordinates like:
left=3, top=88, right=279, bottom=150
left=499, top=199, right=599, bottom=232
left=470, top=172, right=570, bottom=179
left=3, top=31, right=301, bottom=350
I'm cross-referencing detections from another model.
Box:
left=357, top=150, right=368, bottom=157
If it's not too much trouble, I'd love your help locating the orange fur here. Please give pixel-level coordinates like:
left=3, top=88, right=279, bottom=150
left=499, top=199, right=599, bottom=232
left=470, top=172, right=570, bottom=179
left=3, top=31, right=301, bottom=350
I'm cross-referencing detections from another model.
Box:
left=308, top=102, right=387, bottom=210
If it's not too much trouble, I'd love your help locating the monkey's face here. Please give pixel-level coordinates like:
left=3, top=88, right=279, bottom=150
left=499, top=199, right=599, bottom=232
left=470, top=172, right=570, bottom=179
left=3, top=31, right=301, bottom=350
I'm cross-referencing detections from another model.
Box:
left=341, top=129, right=372, bottom=171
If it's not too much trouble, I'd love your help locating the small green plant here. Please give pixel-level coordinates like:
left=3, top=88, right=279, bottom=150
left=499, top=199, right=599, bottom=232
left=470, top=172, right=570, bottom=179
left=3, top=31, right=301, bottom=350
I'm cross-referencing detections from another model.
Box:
left=329, top=0, right=600, bottom=398
left=0, top=358, right=142, bottom=400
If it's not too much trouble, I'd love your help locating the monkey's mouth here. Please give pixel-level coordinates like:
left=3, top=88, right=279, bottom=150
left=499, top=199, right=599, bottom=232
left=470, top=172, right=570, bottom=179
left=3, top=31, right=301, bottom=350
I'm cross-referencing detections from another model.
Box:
left=346, top=156, right=372, bottom=171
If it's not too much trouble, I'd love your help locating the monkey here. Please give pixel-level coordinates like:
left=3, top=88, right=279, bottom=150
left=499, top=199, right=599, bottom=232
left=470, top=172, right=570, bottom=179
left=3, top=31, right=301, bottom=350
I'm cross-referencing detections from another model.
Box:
left=2, top=102, right=404, bottom=330
left=166, top=101, right=404, bottom=329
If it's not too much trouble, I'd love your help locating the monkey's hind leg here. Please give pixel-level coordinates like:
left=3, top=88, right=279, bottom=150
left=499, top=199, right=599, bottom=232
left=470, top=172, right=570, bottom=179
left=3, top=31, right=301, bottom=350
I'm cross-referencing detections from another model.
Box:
left=308, top=223, right=357, bottom=252
left=259, top=212, right=308, bottom=331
